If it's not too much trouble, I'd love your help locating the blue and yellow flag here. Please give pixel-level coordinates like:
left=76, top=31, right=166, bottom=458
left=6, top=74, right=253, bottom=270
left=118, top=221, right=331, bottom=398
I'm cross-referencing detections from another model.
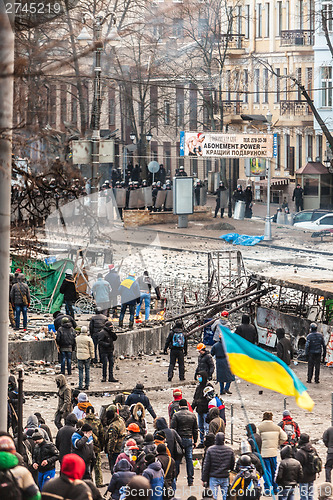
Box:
left=219, top=325, right=314, bottom=411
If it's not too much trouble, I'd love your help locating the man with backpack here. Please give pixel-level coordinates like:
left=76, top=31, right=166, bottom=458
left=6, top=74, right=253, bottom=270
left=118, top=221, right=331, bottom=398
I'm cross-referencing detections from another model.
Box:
left=167, top=388, right=193, bottom=425
left=295, top=433, right=322, bottom=500
left=230, top=455, right=261, bottom=499
left=278, top=410, right=301, bottom=449
left=164, top=321, right=187, bottom=382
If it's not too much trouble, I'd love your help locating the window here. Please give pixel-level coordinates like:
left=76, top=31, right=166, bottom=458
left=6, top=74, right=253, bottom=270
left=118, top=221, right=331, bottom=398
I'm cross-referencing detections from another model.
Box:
left=164, top=101, right=170, bottom=125
left=307, top=67, right=313, bottom=99
left=277, top=1, right=282, bottom=36
left=285, top=133, right=290, bottom=169
left=256, top=3, right=262, bottom=37
left=203, top=89, right=210, bottom=129
left=245, top=5, right=250, bottom=38
left=316, top=134, right=322, bottom=161
left=321, top=66, right=332, bottom=106
left=263, top=68, right=269, bottom=103
left=307, top=134, right=313, bottom=160
left=176, top=86, right=184, bottom=128
left=163, top=142, right=171, bottom=174
left=304, top=177, right=318, bottom=196
left=283, top=68, right=288, bottom=100
left=243, top=70, right=249, bottom=103
left=226, top=70, right=231, bottom=101
left=299, top=0, right=304, bottom=29
left=297, top=135, right=302, bottom=169
left=189, top=84, right=197, bottom=129
left=150, top=86, right=158, bottom=129
left=153, top=21, right=164, bottom=39
left=276, top=134, right=281, bottom=169
left=265, top=2, right=270, bottom=37
left=71, top=85, right=77, bottom=124
left=285, top=1, right=289, bottom=29
left=322, top=2, right=333, bottom=32
left=237, top=6, right=242, bottom=34
left=320, top=215, right=333, bottom=224
left=254, top=69, right=260, bottom=103
left=275, top=68, right=280, bottom=102
left=198, top=18, right=208, bottom=37
left=173, top=18, right=184, bottom=38
left=108, top=89, right=115, bottom=127
left=60, top=84, right=67, bottom=124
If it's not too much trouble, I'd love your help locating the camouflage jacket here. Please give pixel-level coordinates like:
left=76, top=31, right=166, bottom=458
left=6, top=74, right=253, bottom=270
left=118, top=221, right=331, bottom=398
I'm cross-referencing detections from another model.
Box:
left=105, top=414, right=127, bottom=455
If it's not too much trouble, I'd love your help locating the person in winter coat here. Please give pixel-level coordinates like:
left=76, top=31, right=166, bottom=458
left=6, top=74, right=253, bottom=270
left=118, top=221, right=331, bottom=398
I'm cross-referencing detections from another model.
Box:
left=76, top=326, right=94, bottom=390
left=213, top=181, right=227, bottom=218
left=258, top=411, right=287, bottom=495
left=323, top=425, right=333, bottom=482
left=211, top=331, right=234, bottom=395
left=142, top=433, right=157, bottom=455
left=123, top=423, right=144, bottom=448
left=41, top=453, right=93, bottom=500
left=194, top=344, right=215, bottom=380
left=156, top=443, right=176, bottom=498
left=105, top=406, right=127, bottom=472
left=98, top=320, right=118, bottom=382
left=107, top=458, right=136, bottom=500
left=278, top=410, right=301, bottom=448
left=55, top=374, right=72, bottom=429
left=126, top=402, right=147, bottom=436
left=204, top=385, right=226, bottom=423
left=276, top=328, right=293, bottom=366
left=246, top=423, right=262, bottom=454
left=114, top=439, right=139, bottom=470
left=71, top=423, right=95, bottom=480
left=83, top=406, right=105, bottom=488
left=25, top=415, right=50, bottom=442
left=73, top=392, right=93, bottom=420
left=231, top=455, right=261, bottom=499
left=55, top=413, right=78, bottom=462
left=171, top=399, right=198, bottom=486
left=201, top=432, right=235, bottom=500
left=168, top=388, right=193, bottom=424
left=8, top=374, right=23, bottom=433
left=32, top=429, right=59, bottom=490
left=276, top=445, right=303, bottom=499
left=305, top=322, right=327, bottom=384
left=235, top=315, right=258, bottom=344
left=105, top=264, right=121, bottom=318
left=92, top=274, right=112, bottom=315
left=89, top=308, right=107, bottom=363
left=292, top=184, right=304, bottom=212
left=295, top=433, right=318, bottom=500
left=125, top=475, right=152, bottom=500
left=154, top=417, right=184, bottom=471
left=59, top=269, right=77, bottom=319
left=125, top=383, right=156, bottom=419
left=142, top=454, right=165, bottom=500
left=164, top=321, right=187, bottom=382
left=191, top=371, right=211, bottom=446
left=56, top=317, right=76, bottom=375
left=34, top=413, right=53, bottom=442
left=118, top=272, right=141, bottom=329
left=135, top=271, right=161, bottom=322
left=206, top=407, right=226, bottom=436
left=235, top=440, right=263, bottom=477
left=244, top=185, right=253, bottom=219
left=10, top=273, right=31, bottom=330
left=53, top=310, right=76, bottom=331
left=0, top=435, right=41, bottom=500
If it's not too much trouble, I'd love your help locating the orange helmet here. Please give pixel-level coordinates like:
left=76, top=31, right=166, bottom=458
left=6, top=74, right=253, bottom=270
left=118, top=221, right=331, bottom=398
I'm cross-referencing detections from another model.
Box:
left=0, top=436, right=16, bottom=453
left=196, top=343, right=205, bottom=351
left=127, top=423, right=140, bottom=433
left=221, top=311, right=229, bottom=317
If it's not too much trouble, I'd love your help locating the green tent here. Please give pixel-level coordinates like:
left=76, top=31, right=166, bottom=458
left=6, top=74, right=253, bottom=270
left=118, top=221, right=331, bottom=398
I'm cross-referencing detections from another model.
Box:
left=11, top=257, right=74, bottom=313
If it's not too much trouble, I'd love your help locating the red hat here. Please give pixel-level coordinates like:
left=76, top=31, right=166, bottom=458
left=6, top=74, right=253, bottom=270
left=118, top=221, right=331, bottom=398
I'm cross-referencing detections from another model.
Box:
left=61, top=454, right=86, bottom=480
left=127, top=423, right=140, bottom=433
left=0, top=436, right=16, bottom=453
left=221, top=311, right=229, bottom=317
left=173, top=388, right=182, bottom=397
left=15, top=268, right=22, bottom=273
left=108, top=264, right=115, bottom=270
left=125, top=439, right=137, bottom=448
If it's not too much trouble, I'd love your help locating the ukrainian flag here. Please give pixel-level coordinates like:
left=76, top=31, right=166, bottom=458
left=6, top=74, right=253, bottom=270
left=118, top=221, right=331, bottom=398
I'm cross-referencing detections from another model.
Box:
left=219, top=325, right=314, bottom=411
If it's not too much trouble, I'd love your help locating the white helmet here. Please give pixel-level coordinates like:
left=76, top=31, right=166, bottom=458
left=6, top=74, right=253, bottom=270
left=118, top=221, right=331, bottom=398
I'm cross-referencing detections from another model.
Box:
left=65, top=269, right=73, bottom=275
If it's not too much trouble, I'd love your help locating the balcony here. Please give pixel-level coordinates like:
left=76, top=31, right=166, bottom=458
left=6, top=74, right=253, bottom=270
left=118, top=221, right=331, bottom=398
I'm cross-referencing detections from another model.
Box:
left=280, top=100, right=312, bottom=116
left=280, top=30, right=314, bottom=47
left=217, top=34, right=245, bottom=51
left=222, top=101, right=244, bottom=114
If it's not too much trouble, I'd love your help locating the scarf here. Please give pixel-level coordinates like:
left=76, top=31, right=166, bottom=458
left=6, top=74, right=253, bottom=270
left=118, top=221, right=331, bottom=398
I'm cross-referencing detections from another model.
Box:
left=78, top=401, right=93, bottom=413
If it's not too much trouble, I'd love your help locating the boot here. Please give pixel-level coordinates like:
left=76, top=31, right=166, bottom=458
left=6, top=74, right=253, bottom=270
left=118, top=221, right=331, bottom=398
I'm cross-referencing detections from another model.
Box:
left=109, top=376, right=119, bottom=382
left=129, top=321, right=134, bottom=329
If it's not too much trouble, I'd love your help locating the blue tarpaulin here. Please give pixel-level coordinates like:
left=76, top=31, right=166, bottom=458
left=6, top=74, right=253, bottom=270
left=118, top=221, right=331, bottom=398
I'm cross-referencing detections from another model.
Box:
left=219, top=233, right=264, bottom=246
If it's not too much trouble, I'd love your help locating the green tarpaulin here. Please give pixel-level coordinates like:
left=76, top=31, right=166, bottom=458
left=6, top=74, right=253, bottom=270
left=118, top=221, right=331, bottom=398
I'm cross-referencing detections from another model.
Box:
left=11, top=257, right=74, bottom=313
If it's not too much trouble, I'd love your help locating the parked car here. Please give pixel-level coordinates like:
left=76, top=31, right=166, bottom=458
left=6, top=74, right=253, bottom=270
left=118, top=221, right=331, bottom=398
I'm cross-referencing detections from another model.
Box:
left=294, top=212, right=333, bottom=230
left=293, top=209, right=332, bottom=225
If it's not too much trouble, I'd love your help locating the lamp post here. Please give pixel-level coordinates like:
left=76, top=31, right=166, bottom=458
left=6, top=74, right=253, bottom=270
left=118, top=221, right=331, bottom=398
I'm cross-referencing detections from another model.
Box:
left=77, top=12, right=119, bottom=192
left=264, top=110, right=273, bottom=241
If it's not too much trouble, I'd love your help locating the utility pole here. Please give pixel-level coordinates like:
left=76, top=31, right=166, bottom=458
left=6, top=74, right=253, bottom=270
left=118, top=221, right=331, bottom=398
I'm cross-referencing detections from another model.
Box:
left=0, top=3, right=14, bottom=429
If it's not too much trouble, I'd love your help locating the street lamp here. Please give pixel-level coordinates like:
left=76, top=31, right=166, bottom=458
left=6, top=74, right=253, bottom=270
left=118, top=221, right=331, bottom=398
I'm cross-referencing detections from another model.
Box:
left=264, top=110, right=273, bottom=241
left=77, top=11, right=118, bottom=192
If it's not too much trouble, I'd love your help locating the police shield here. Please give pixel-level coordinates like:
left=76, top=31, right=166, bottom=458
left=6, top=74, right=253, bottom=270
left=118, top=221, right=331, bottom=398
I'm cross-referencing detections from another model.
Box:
left=128, top=188, right=145, bottom=209
left=115, top=188, right=126, bottom=208
left=220, top=190, right=228, bottom=208
left=155, top=190, right=167, bottom=209
left=199, top=187, right=207, bottom=206
left=164, top=190, right=173, bottom=210
left=143, top=186, right=153, bottom=207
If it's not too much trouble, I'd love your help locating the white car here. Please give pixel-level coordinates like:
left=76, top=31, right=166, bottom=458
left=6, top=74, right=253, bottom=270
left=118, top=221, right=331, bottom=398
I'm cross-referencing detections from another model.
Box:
left=294, top=213, right=333, bottom=230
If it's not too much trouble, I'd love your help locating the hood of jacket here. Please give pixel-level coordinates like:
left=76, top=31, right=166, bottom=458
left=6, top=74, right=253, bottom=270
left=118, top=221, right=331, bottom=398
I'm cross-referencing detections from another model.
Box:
left=246, top=423, right=257, bottom=436
left=155, top=417, right=168, bottom=431
left=280, top=445, right=293, bottom=459
left=208, top=407, right=220, bottom=421
left=133, top=402, right=145, bottom=420
left=55, top=374, right=67, bottom=388
left=115, top=458, right=133, bottom=472
left=78, top=330, right=88, bottom=337
left=242, top=314, right=250, bottom=324
left=65, top=413, right=78, bottom=426
left=299, top=442, right=315, bottom=453
left=147, top=461, right=162, bottom=472
left=26, top=415, right=38, bottom=428
left=282, top=415, right=294, bottom=424
left=8, top=375, right=17, bottom=390
left=215, top=432, right=225, bottom=445
left=0, top=451, right=19, bottom=471
left=196, top=370, right=208, bottom=385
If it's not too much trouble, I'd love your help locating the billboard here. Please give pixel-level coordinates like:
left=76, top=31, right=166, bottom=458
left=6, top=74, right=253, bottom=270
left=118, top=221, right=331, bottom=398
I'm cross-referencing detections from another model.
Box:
left=180, top=132, right=273, bottom=158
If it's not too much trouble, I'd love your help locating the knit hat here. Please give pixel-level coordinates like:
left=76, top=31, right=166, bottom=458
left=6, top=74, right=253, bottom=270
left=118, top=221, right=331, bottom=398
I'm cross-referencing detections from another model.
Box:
left=78, top=392, right=88, bottom=402
left=135, top=383, right=144, bottom=390
left=0, top=436, right=16, bottom=452
left=299, top=433, right=310, bottom=445
left=154, top=430, right=166, bottom=441
left=283, top=410, right=290, bottom=417
left=145, top=453, right=156, bottom=465
left=81, top=423, right=92, bottom=432
left=108, top=264, right=115, bottom=270
left=127, top=423, right=140, bottom=433
left=156, top=443, right=167, bottom=454
left=173, top=388, right=182, bottom=397
left=81, top=326, right=88, bottom=333
left=145, top=433, right=154, bottom=443
left=179, top=399, right=188, bottom=407
left=61, top=454, right=86, bottom=480
left=15, top=268, right=22, bottom=273
left=32, top=429, right=44, bottom=440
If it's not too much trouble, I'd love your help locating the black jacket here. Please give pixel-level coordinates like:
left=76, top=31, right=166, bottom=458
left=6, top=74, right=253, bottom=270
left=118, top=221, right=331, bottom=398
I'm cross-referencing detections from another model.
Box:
left=72, top=432, right=95, bottom=478
left=98, top=325, right=117, bottom=354
left=323, top=426, right=333, bottom=453
left=192, top=371, right=210, bottom=415
left=170, top=407, right=198, bottom=443
left=60, top=278, right=77, bottom=302
left=54, top=313, right=77, bottom=331
left=305, top=331, right=326, bottom=357
left=164, top=327, right=188, bottom=355
left=195, top=352, right=215, bottom=379
left=295, top=443, right=317, bottom=483
left=55, top=415, right=78, bottom=462
left=154, top=417, right=183, bottom=460
left=56, top=324, right=76, bottom=351
left=125, top=389, right=156, bottom=419
left=246, top=424, right=262, bottom=454
left=42, top=474, right=94, bottom=500
left=89, top=313, right=107, bottom=337
left=292, top=187, right=303, bottom=201
left=277, top=337, right=293, bottom=365
left=33, top=440, right=59, bottom=472
left=276, top=446, right=303, bottom=487
left=202, top=433, right=235, bottom=482
left=235, top=323, right=258, bottom=344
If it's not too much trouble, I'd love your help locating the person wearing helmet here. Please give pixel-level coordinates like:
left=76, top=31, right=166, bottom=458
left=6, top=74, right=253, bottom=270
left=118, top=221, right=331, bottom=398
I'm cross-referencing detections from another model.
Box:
left=305, top=322, right=326, bottom=384
left=59, top=269, right=78, bottom=319
left=244, top=185, right=253, bottom=218
left=214, top=181, right=228, bottom=218
left=205, top=386, right=226, bottom=422
left=175, top=165, right=188, bottom=177
left=232, top=184, right=244, bottom=211
left=124, top=423, right=144, bottom=448
left=231, top=450, right=261, bottom=498
left=235, top=440, right=263, bottom=476
left=194, top=344, right=215, bottom=380
left=211, top=329, right=234, bottom=395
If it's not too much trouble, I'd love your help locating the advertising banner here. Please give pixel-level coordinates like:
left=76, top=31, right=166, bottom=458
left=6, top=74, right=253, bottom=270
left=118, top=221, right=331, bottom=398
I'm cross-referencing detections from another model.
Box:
left=181, top=132, right=273, bottom=158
